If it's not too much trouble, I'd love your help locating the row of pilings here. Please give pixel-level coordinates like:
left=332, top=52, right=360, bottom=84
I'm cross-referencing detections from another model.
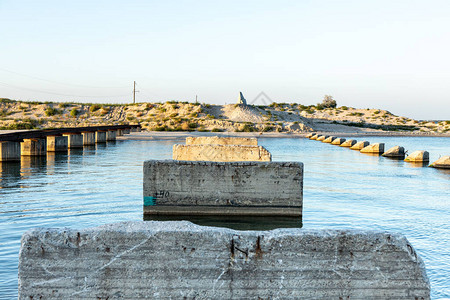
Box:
left=306, top=133, right=449, bottom=169
left=0, top=126, right=141, bottom=162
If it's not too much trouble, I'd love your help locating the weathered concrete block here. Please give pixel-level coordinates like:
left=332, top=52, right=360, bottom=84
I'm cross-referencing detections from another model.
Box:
left=340, top=139, right=357, bottom=147
left=361, top=143, right=385, bottom=154
left=106, top=130, right=117, bottom=141
left=186, top=136, right=258, bottom=146
left=331, top=137, right=346, bottom=145
left=322, top=136, right=336, bottom=143
left=63, top=133, right=83, bottom=148
left=21, top=138, right=46, bottom=156
left=0, top=141, right=20, bottom=161
left=350, top=141, right=369, bottom=150
left=46, top=136, right=68, bottom=152
left=429, top=155, right=450, bottom=169
left=382, top=146, right=405, bottom=158
left=143, top=160, right=302, bottom=216
left=405, top=150, right=429, bottom=162
left=316, top=135, right=328, bottom=141
left=309, top=134, right=319, bottom=140
left=95, top=131, right=106, bottom=143
left=82, top=132, right=95, bottom=146
left=305, top=132, right=314, bottom=138
left=173, top=144, right=272, bottom=162
left=18, top=221, right=430, bottom=299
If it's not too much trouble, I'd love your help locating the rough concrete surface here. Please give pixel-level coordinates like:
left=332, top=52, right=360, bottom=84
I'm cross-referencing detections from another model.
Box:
left=186, top=136, right=258, bottom=146
left=0, top=141, right=20, bottom=161
left=331, top=137, right=346, bottom=145
left=360, top=143, right=385, bottom=154
left=173, top=144, right=272, bottom=162
left=47, top=136, right=68, bottom=152
left=405, top=150, right=430, bottom=162
left=382, top=146, right=405, bottom=158
left=429, top=155, right=450, bottom=169
left=143, top=160, right=302, bottom=216
left=322, top=136, right=336, bottom=143
left=21, top=138, right=46, bottom=156
left=350, top=141, right=370, bottom=150
left=340, top=139, right=357, bottom=147
left=19, top=221, right=430, bottom=299
left=63, top=133, right=83, bottom=148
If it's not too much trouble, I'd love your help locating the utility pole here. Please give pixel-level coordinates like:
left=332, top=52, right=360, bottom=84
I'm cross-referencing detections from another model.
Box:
left=133, top=81, right=136, bottom=104
left=195, top=95, right=198, bottom=104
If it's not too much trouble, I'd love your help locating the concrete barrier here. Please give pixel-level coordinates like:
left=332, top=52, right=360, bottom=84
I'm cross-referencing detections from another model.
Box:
left=309, top=134, right=319, bottom=140
left=186, top=136, right=258, bottom=146
left=305, top=133, right=314, bottom=138
left=350, top=141, right=369, bottom=150
left=331, top=138, right=346, bottom=145
left=0, top=141, right=20, bottom=161
left=21, top=138, right=46, bottom=156
left=173, top=144, right=272, bottom=162
left=340, top=139, right=357, bottom=147
left=322, top=136, right=336, bottom=143
left=82, top=132, right=95, bottom=146
left=63, top=133, right=83, bottom=148
left=382, top=146, right=405, bottom=158
left=316, top=135, right=328, bottom=141
left=46, top=136, right=68, bottom=152
left=18, top=221, right=430, bottom=299
left=95, top=131, right=107, bottom=143
left=360, top=143, right=385, bottom=154
left=106, top=130, right=117, bottom=141
left=429, top=155, right=450, bottom=169
left=405, top=151, right=429, bottom=162
left=143, top=160, right=302, bottom=216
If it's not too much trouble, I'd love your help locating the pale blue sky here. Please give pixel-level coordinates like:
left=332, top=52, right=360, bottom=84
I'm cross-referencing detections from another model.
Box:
left=1, top=0, right=449, bottom=119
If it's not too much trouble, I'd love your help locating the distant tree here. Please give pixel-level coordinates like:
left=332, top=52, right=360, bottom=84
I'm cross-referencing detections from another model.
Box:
left=320, top=95, right=337, bottom=108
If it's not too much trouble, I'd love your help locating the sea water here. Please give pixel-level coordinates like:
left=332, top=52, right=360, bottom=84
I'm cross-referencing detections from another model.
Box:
left=0, top=136, right=449, bottom=299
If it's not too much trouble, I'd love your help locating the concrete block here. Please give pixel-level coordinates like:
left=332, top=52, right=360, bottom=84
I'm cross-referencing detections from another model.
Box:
left=82, top=132, right=95, bottom=146
left=122, top=128, right=131, bottom=134
left=382, top=146, right=405, bottom=158
left=116, top=129, right=123, bottom=136
left=309, top=134, right=319, bottom=140
left=305, top=133, right=314, bottom=138
left=405, top=150, right=429, bottom=162
left=322, top=136, right=336, bottom=143
left=340, top=139, right=357, bottom=147
left=173, top=144, right=272, bottom=162
left=186, top=136, right=258, bottom=146
left=46, top=136, right=68, bottom=152
left=21, top=138, right=46, bottom=156
left=143, top=160, right=302, bottom=216
left=0, top=141, right=21, bottom=161
left=331, top=138, right=346, bottom=145
left=106, top=130, right=117, bottom=141
left=350, top=141, right=369, bottom=150
left=360, top=143, right=385, bottom=154
left=63, top=134, right=83, bottom=148
left=316, top=135, right=328, bottom=141
left=18, top=221, right=430, bottom=299
left=95, top=131, right=107, bottom=143
left=429, top=155, right=450, bottom=169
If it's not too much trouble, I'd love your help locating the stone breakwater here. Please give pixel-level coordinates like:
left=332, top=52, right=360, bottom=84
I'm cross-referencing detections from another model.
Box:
left=143, top=160, right=303, bottom=216
left=19, top=221, right=430, bottom=299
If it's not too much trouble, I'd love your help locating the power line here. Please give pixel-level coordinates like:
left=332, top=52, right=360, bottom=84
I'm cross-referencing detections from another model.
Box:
left=0, top=67, right=129, bottom=89
left=0, top=81, right=130, bottom=98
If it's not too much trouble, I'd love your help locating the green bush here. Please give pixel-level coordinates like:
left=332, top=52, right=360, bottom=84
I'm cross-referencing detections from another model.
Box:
left=45, top=107, right=59, bottom=116
left=89, top=104, right=102, bottom=112
left=70, top=108, right=79, bottom=117
left=211, top=128, right=223, bottom=132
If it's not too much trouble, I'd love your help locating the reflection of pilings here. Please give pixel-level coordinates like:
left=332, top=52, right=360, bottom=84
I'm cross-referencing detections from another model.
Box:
left=82, top=132, right=95, bottom=146
left=47, top=135, right=68, bottom=152
left=21, top=139, right=46, bottom=156
left=0, top=141, right=21, bottom=161
left=20, top=155, right=46, bottom=177
left=0, top=161, right=21, bottom=182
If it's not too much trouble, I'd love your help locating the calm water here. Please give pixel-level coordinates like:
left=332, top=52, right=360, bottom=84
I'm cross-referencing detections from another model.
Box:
left=0, top=135, right=449, bottom=299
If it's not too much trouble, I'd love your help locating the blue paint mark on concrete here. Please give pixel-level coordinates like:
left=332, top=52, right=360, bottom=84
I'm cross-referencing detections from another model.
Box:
left=144, top=196, right=156, bottom=206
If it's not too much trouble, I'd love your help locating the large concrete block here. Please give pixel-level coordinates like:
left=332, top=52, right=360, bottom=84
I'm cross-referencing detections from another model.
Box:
left=82, top=132, right=95, bottom=146
left=316, top=135, right=328, bottom=141
left=173, top=144, right=272, bottom=162
left=405, top=150, right=429, bottom=162
left=18, top=221, right=430, bottom=299
left=331, top=137, right=346, bottom=145
left=21, top=138, right=46, bottom=156
left=383, top=146, right=405, bottom=158
left=63, top=133, right=83, bottom=148
left=360, top=143, right=385, bottom=154
left=143, top=160, right=302, bottom=216
left=309, top=134, right=319, bottom=140
left=350, top=141, right=369, bottom=150
left=0, top=141, right=20, bottom=161
left=46, top=136, right=68, bottom=152
left=322, top=136, right=336, bottom=143
left=429, top=155, right=450, bottom=169
left=106, top=130, right=117, bottom=141
left=186, top=136, right=258, bottom=146
left=340, top=139, right=357, bottom=147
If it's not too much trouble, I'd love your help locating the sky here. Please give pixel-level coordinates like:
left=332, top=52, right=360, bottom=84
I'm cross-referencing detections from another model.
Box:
left=0, top=0, right=449, bottom=120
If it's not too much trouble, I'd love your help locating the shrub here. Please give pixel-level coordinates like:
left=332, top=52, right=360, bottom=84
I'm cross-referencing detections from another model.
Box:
left=89, top=104, right=102, bottom=112
left=320, top=95, right=337, bottom=108
left=211, top=128, right=223, bottom=132
left=70, top=108, right=79, bottom=117
left=45, top=107, right=59, bottom=116
left=263, top=126, right=273, bottom=132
